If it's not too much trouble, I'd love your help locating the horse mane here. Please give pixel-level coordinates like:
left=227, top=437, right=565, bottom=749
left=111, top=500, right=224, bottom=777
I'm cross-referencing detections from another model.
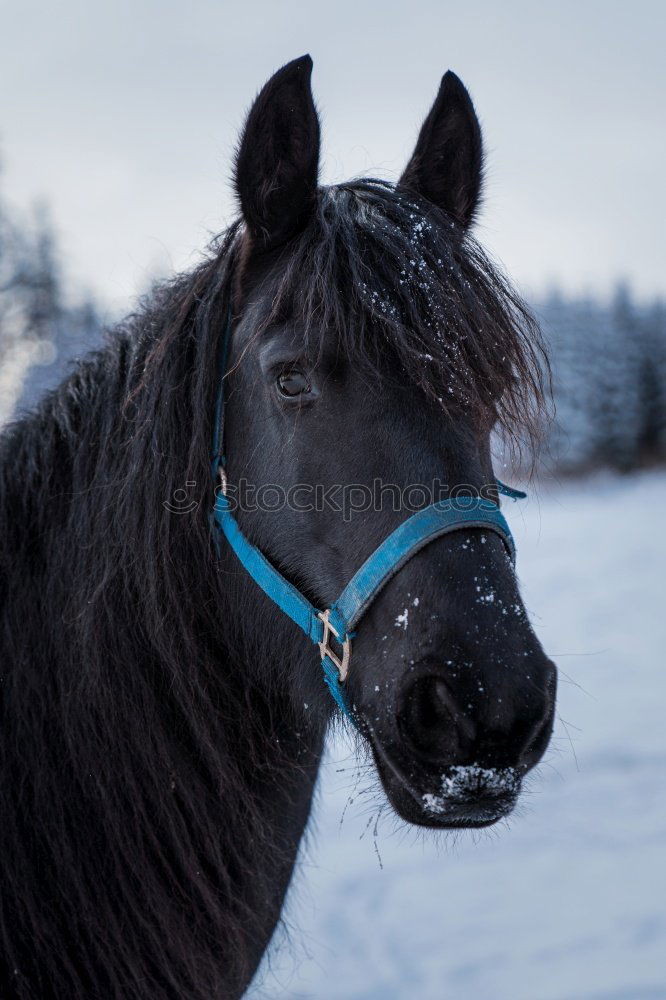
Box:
left=0, top=220, right=321, bottom=999
left=249, top=179, right=549, bottom=457
left=0, top=182, right=547, bottom=998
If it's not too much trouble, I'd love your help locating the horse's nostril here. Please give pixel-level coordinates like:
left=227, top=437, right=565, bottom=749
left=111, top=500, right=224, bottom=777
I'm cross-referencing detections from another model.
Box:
left=425, top=678, right=449, bottom=727
left=398, top=676, right=476, bottom=764
left=517, top=673, right=557, bottom=771
left=397, top=663, right=556, bottom=772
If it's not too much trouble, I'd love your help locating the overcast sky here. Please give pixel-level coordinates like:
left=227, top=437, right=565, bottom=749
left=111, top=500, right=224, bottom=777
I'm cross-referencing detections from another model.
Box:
left=1, top=0, right=664, bottom=312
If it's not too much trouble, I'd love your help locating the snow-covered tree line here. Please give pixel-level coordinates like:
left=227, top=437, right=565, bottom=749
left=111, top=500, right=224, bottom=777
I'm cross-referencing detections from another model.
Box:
left=1, top=179, right=664, bottom=474
left=536, top=288, right=666, bottom=473
left=0, top=178, right=103, bottom=424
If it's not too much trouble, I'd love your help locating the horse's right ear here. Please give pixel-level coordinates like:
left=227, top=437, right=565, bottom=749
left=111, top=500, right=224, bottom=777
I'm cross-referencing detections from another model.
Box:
left=398, top=71, right=483, bottom=229
left=234, top=55, right=320, bottom=252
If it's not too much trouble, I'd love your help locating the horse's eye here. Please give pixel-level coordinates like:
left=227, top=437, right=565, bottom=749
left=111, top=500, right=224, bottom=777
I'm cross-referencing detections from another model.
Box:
left=277, top=369, right=311, bottom=397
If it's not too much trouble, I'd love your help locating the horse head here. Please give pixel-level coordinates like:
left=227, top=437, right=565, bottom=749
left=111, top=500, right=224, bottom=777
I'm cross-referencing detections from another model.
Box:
left=221, top=56, right=556, bottom=829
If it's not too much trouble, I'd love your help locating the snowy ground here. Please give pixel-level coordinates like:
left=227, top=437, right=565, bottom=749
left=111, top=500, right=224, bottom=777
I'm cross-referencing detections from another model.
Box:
left=252, top=470, right=666, bottom=1000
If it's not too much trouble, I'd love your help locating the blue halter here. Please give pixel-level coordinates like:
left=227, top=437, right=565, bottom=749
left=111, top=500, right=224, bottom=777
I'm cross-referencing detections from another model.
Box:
left=210, top=309, right=525, bottom=724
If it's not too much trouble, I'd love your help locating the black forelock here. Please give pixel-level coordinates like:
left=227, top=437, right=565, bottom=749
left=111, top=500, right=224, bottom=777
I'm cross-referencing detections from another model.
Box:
left=252, top=179, right=548, bottom=456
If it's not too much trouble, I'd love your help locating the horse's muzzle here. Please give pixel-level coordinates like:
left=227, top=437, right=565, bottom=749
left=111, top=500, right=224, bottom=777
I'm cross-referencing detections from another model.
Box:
left=366, top=656, right=557, bottom=829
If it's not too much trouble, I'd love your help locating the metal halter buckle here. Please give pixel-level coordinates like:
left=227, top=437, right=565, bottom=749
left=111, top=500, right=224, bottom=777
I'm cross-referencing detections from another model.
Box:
left=317, top=609, right=352, bottom=682
left=217, top=464, right=228, bottom=497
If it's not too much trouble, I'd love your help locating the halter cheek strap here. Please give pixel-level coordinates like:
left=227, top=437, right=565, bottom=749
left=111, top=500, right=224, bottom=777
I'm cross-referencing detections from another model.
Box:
left=210, top=308, right=525, bottom=724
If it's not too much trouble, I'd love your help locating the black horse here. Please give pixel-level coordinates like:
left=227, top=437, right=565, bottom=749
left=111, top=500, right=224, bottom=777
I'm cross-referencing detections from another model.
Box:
left=0, top=56, right=556, bottom=999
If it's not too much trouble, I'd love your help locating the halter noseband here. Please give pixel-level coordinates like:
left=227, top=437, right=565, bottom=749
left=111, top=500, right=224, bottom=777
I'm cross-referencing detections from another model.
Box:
left=210, top=308, right=525, bottom=725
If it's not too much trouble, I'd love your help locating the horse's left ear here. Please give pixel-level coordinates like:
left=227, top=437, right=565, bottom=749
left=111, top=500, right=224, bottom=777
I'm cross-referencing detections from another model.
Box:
left=234, top=55, right=320, bottom=252
left=398, top=71, right=483, bottom=229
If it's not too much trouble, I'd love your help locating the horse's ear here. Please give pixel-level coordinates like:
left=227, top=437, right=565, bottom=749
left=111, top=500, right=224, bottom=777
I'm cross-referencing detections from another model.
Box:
left=234, top=55, right=320, bottom=251
left=398, top=71, right=483, bottom=229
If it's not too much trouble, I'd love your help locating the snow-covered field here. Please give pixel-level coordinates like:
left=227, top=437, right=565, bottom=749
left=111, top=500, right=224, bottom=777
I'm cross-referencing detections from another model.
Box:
left=253, top=471, right=666, bottom=1000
